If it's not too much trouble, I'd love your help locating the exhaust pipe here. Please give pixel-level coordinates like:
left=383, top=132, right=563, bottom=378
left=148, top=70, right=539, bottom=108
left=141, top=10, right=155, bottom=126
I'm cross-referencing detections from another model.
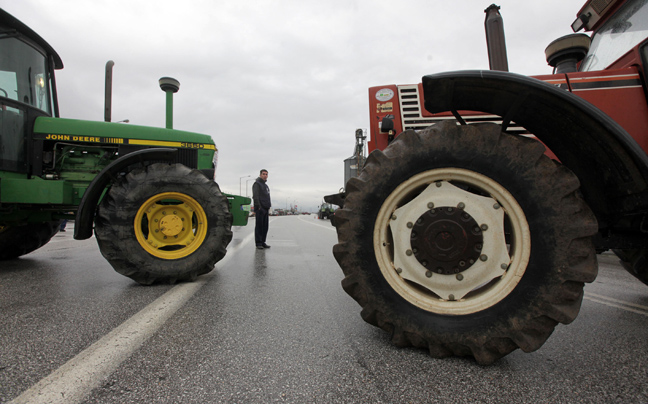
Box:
left=159, top=77, right=180, bottom=129
left=104, top=60, right=114, bottom=122
left=484, top=4, right=509, bottom=72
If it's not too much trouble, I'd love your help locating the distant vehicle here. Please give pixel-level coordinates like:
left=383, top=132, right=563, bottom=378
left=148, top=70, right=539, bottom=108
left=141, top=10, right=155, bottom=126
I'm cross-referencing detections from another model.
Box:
left=317, top=203, right=336, bottom=220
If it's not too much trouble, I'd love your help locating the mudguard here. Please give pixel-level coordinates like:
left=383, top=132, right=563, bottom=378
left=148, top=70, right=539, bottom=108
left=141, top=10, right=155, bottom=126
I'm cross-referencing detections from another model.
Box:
left=74, top=148, right=177, bottom=240
left=422, top=70, right=648, bottom=222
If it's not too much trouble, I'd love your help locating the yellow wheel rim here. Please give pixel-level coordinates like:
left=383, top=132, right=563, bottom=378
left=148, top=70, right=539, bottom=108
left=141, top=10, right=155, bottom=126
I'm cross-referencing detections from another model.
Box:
left=134, top=192, right=208, bottom=259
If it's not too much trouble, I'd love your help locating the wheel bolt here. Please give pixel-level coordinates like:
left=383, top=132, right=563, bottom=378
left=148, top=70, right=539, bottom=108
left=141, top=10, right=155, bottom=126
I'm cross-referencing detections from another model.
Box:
left=436, top=182, right=442, bottom=188
left=406, top=249, right=413, bottom=256
left=396, top=268, right=403, bottom=274
left=493, top=203, right=500, bottom=209
left=425, top=271, right=432, bottom=278
left=481, top=224, right=488, bottom=231
left=448, top=294, right=455, bottom=301
left=407, top=222, right=413, bottom=229
left=480, top=254, right=488, bottom=261
left=427, top=202, right=434, bottom=209
left=456, top=274, right=464, bottom=281
left=391, top=214, right=397, bottom=220
left=457, top=202, right=465, bottom=209
left=501, top=263, right=508, bottom=269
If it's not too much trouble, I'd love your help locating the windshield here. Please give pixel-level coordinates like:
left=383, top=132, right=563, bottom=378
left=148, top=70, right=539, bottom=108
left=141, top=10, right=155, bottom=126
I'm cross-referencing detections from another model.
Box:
left=0, top=35, right=52, bottom=114
left=580, top=0, right=648, bottom=72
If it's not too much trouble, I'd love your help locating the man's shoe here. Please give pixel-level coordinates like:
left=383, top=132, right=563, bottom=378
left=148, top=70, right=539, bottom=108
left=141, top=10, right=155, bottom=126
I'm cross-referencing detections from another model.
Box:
left=262, top=243, right=271, bottom=248
left=256, top=245, right=264, bottom=249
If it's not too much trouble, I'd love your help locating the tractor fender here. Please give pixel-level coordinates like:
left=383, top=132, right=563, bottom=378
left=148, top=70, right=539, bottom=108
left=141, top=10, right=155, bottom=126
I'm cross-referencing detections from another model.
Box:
left=422, top=70, right=648, bottom=220
left=74, top=148, right=177, bottom=240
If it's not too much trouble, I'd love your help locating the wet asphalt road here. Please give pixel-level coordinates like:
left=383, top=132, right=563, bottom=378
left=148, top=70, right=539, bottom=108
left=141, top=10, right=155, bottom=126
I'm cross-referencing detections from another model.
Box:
left=1, top=216, right=647, bottom=403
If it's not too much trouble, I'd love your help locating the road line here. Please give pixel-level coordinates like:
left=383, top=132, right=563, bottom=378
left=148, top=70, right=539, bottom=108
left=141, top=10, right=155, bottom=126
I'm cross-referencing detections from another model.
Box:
left=584, top=292, right=648, bottom=317
left=297, top=215, right=337, bottom=231
left=9, top=232, right=254, bottom=404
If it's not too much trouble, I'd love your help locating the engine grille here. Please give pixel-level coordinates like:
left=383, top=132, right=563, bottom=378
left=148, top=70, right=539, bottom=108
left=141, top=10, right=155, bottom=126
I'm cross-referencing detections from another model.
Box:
left=118, top=145, right=198, bottom=169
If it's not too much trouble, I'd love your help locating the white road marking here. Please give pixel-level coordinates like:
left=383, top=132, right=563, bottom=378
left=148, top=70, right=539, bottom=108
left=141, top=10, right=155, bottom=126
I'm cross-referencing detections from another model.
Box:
left=297, top=214, right=337, bottom=231
left=584, top=292, right=648, bottom=317
left=9, top=232, right=255, bottom=404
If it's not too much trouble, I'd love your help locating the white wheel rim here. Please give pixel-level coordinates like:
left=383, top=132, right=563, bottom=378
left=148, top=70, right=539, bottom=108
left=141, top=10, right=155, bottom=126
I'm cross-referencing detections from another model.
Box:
left=374, top=168, right=531, bottom=315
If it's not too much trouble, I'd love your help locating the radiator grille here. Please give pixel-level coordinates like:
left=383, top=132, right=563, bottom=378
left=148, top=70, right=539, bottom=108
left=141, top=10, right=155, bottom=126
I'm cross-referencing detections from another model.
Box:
left=118, top=145, right=198, bottom=168
left=397, top=85, right=525, bottom=134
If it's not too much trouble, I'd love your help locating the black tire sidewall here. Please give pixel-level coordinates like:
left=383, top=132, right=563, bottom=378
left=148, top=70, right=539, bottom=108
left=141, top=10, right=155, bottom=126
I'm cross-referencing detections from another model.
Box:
left=344, top=125, right=579, bottom=340
left=95, top=164, right=232, bottom=283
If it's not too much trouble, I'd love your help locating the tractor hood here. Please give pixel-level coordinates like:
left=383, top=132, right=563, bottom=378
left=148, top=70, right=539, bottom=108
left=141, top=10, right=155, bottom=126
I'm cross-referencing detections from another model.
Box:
left=33, top=117, right=216, bottom=151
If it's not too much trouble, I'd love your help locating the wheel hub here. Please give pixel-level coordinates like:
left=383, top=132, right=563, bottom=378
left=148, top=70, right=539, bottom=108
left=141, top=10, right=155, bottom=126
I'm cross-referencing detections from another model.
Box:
left=134, top=192, right=208, bottom=259
left=160, top=214, right=183, bottom=237
left=410, top=207, right=483, bottom=275
left=383, top=179, right=516, bottom=304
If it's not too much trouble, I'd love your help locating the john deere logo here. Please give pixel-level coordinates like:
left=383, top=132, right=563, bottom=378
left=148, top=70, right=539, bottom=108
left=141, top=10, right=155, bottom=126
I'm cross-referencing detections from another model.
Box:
left=376, top=88, right=394, bottom=102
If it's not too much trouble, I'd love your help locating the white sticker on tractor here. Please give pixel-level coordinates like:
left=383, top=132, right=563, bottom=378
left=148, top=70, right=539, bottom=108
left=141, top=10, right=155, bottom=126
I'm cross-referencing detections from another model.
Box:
left=376, top=88, right=394, bottom=102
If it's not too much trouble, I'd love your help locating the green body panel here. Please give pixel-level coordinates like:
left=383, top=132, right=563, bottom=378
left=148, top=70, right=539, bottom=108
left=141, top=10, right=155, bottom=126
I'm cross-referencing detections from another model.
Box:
left=1, top=177, right=73, bottom=204
left=34, top=117, right=215, bottom=147
left=226, top=194, right=252, bottom=226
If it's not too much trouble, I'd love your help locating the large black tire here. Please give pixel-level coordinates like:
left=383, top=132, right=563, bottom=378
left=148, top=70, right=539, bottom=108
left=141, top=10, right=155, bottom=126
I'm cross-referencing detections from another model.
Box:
left=612, top=249, right=648, bottom=286
left=0, top=221, right=61, bottom=260
left=332, top=121, right=598, bottom=364
left=95, top=163, right=233, bottom=285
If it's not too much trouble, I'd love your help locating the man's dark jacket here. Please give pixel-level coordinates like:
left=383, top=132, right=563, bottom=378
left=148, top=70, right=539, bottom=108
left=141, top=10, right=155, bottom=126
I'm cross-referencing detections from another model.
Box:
left=252, top=177, right=271, bottom=211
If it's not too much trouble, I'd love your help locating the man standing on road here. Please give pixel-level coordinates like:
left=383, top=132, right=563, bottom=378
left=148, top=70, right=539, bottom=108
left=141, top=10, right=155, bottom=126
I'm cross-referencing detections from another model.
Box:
left=252, top=169, right=271, bottom=249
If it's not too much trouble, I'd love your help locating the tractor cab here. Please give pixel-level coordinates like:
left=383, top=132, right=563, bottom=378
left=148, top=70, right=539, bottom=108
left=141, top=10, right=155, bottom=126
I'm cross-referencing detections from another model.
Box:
left=0, top=8, right=62, bottom=173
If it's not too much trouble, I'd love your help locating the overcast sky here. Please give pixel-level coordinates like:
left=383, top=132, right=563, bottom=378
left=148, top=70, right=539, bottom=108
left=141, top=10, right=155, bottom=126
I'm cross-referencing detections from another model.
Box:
left=2, top=0, right=585, bottom=212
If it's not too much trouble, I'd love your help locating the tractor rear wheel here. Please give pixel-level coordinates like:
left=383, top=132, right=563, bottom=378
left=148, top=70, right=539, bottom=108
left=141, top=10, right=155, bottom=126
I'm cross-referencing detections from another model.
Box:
left=613, top=249, right=648, bottom=286
left=0, top=221, right=61, bottom=260
left=331, top=121, right=598, bottom=364
left=95, top=163, right=232, bottom=284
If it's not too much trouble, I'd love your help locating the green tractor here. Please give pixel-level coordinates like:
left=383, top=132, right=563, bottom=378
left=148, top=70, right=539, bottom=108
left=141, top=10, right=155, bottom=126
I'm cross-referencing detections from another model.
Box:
left=317, top=202, right=336, bottom=220
left=0, top=8, right=250, bottom=284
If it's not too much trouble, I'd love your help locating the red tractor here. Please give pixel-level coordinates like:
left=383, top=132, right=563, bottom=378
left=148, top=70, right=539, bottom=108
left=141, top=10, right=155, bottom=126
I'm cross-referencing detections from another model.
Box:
left=326, top=0, right=648, bottom=364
